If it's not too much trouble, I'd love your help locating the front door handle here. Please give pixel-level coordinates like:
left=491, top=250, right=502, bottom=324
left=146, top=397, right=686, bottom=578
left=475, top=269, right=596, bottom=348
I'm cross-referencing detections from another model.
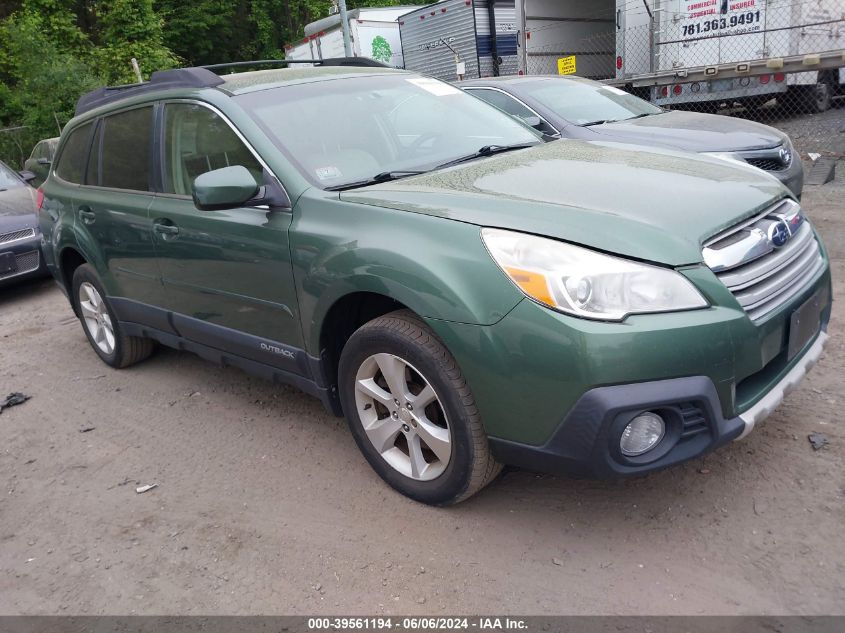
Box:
left=78, top=207, right=96, bottom=224
left=153, top=221, right=179, bottom=237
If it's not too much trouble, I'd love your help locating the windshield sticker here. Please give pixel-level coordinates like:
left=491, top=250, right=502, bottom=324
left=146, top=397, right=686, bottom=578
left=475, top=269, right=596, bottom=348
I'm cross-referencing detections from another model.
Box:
left=315, top=166, right=343, bottom=180
left=406, top=77, right=461, bottom=97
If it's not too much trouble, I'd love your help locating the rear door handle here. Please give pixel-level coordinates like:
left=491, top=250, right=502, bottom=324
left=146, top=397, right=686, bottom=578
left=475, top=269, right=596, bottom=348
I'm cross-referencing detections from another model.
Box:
left=153, top=221, right=179, bottom=237
left=78, top=207, right=96, bottom=224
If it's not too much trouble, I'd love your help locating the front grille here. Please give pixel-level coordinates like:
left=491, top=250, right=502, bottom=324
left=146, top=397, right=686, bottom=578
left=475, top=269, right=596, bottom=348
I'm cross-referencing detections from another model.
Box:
left=746, top=157, right=788, bottom=172
left=0, top=227, right=35, bottom=244
left=704, top=199, right=825, bottom=322
left=0, top=249, right=40, bottom=281
left=740, top=144, right=792, bottom=172
left=679, top=403, right=708, bottom=442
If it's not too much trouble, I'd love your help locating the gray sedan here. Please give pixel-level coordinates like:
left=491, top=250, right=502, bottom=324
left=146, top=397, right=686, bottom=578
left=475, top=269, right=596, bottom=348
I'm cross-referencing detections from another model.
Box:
left=459, top=75, right=804, bottom=199
left=0, top=161, right=48, bottom=287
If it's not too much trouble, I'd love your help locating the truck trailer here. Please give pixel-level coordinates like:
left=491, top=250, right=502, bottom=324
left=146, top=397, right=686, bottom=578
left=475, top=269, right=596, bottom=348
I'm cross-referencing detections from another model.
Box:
left=616, top=0, right=845, bottom=111
left=398, top=0, right=519, bottom=82
left=400, top=1, right=618, bottom=81
left=285, top=6, right=416, bottom=68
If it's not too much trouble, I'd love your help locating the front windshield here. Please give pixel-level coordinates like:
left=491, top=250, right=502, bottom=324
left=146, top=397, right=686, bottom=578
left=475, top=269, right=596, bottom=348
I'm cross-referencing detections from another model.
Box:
left=0, top=163, right=23, bottom=190
left=236, top=73, right=540, bottom=189
left=525, top=77, right=663, bottom=126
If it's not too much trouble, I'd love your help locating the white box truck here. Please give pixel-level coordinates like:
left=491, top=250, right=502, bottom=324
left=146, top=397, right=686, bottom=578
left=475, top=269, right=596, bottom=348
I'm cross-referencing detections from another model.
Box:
left=285, top=7, right=416, bottom=68
left=616, top=0, right=845, bottom=111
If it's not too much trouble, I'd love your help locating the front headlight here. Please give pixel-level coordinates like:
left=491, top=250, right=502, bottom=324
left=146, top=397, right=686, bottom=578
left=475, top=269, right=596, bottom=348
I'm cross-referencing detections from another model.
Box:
left=481, top=228, right=709, bottom=322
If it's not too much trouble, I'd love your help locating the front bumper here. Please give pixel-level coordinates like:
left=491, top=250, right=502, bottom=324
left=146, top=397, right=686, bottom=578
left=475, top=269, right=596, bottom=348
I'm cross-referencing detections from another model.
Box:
left=428, top=254, right=832, bottom=479
left=0, top=231, right=48, bottom=287
left=488, top=329, right=828, bottom=478
left=737, top=330, right=828, bottom=439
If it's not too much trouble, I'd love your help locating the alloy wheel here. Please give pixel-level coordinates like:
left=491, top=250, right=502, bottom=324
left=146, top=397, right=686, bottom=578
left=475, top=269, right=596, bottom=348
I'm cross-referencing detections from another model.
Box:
left=354, top=353, right=452, bottom=481
left=79, top=282, right=115, bottom=355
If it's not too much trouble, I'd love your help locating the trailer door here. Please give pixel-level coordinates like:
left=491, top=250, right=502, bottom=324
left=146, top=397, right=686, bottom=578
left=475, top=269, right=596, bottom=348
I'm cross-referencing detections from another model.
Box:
left=355, top=20, right=405, bottom=67
left=616, top=0, right=653, bottom=78
left=660, top=0, right=767, bottom=72
left=399, top=0, right=480, bottom=81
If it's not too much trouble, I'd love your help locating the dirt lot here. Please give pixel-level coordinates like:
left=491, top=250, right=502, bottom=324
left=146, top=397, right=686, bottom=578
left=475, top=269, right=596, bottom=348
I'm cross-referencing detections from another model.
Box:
left=1, top=159, right=844, bottom=616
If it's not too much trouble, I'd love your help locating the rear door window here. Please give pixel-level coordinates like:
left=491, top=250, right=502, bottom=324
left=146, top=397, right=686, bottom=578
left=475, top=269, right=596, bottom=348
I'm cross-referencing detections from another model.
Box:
left=100, top=106, right=154, bottom=191
left=55, top=122, right=94, bottom=184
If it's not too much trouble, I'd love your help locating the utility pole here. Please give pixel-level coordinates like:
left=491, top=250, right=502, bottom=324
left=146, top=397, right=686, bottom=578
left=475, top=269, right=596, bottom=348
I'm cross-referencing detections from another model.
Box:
left=131, top=58, right=144, bottom=84
left=337, top=0, right=353, bottom=58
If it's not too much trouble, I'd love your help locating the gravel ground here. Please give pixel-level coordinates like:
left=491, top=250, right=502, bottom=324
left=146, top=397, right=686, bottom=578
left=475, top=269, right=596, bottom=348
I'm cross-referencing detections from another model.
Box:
left=1, top=136, right=843, bottom=616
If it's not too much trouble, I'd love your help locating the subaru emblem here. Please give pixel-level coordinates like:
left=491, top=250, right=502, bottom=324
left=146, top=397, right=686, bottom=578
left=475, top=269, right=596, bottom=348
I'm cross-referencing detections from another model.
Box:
left=768, top=220, right=791, bottom=248
left=779, top=147, right=791, bottom=166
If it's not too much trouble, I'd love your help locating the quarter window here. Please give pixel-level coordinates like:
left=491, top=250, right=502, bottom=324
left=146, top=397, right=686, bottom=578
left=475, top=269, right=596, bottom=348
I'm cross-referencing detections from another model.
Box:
left=100, top=106, right=153, bottom=191
left=163, top=103, right=262, bottom=196
left=54, top=122, right=93, bottom=184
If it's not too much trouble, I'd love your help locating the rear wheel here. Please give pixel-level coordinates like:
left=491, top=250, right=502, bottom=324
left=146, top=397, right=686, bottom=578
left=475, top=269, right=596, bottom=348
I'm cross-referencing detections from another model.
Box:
left=339, top=310, right=501, bottom=505
left=72, top=264, right=154, bottom=368
left=810, top=82, right=832, bottom=113
left=791, top=82, right=832, bottom=113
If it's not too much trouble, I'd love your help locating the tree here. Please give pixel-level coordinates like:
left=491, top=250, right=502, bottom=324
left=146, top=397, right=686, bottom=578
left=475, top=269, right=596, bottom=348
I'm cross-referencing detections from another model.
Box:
left=93, top=0, right=179, bottom=83
left=154, top=0, right=244, bottom=66
left=0, top=4, right=99, bottom=166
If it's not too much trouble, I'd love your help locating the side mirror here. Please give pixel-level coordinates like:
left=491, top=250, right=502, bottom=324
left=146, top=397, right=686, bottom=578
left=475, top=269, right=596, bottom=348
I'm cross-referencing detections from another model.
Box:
left=521, top=115, right=543, bottom=128
left=36, top=158, right=51, bottom=166
left=192, top=166, right=260, bottom=211
left=18, top=170, right=36, bottom=183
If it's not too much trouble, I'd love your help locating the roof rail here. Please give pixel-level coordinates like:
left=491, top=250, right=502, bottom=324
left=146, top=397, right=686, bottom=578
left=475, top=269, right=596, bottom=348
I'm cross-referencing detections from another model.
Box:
left=74, top=57, right=388, bottom=117
left=201, top=57, right=389, bottom=72
left=75, top=67, right=224, bottom=116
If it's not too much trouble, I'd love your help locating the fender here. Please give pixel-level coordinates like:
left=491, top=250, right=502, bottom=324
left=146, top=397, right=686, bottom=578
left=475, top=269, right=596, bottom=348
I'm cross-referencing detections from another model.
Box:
left=291, top=192, right=524, bottom=355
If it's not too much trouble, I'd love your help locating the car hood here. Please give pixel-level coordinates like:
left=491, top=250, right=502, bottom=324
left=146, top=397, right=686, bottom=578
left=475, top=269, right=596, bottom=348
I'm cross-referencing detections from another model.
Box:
left=340, top=139, right=787, bottom=266
left=0, top=186, right=36, bottom=223
left=589, top=110, right=787, bottom=153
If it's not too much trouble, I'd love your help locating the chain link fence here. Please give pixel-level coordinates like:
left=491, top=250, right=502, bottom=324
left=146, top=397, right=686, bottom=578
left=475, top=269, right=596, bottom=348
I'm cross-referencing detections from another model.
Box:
left=521, top=0, right=845, bottom=158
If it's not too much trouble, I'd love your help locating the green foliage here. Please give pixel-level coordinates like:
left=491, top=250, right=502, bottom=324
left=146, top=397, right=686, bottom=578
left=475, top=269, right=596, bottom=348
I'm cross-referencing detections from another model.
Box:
left=0, top=7, right=99, bottom=167
left=94, top=0, right=179, bottom=83
left=0, top=0, right=432, bottom=166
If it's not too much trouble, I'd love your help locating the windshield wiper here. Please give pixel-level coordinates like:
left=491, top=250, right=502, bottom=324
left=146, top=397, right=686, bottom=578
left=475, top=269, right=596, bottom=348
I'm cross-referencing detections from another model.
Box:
left=433, top=143, right=537, bottom=170
left=625, top=112, right=665, bottom=121
left=581, top=119, right=616, bottom=127
left=325, top=170, right=427, bottom=192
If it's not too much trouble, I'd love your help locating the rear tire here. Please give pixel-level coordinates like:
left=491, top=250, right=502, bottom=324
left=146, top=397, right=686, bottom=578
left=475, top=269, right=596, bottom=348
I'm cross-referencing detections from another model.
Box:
left=338, top=310, right=501, bottom=505
left=72, top=264, right=154, bottom=369
left=792, top=83, right=832, bottom=113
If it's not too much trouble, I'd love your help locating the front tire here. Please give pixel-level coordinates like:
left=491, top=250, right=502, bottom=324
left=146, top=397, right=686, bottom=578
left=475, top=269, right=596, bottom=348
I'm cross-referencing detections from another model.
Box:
left=72, top=264, right=154, bottom=368
left=338, top=310, right=501, bottom=505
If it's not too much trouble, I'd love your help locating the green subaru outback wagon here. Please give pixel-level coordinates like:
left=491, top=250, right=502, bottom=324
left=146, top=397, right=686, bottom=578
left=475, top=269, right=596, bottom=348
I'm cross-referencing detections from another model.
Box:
left=38, top=62, right=831, bottom=505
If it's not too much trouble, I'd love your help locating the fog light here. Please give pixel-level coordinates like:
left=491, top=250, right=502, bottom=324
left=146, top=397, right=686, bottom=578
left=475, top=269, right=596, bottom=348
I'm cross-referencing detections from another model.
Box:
left=620, top=412, right=665, bottom=456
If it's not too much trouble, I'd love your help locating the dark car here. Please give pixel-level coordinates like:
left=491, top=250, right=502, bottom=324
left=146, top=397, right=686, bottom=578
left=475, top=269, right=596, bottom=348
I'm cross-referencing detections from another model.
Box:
left=24, top=137, right=59, bottom=188
left=0, top=160, right=48, bottom=287
left=460, top=75, right=804, bottom=198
